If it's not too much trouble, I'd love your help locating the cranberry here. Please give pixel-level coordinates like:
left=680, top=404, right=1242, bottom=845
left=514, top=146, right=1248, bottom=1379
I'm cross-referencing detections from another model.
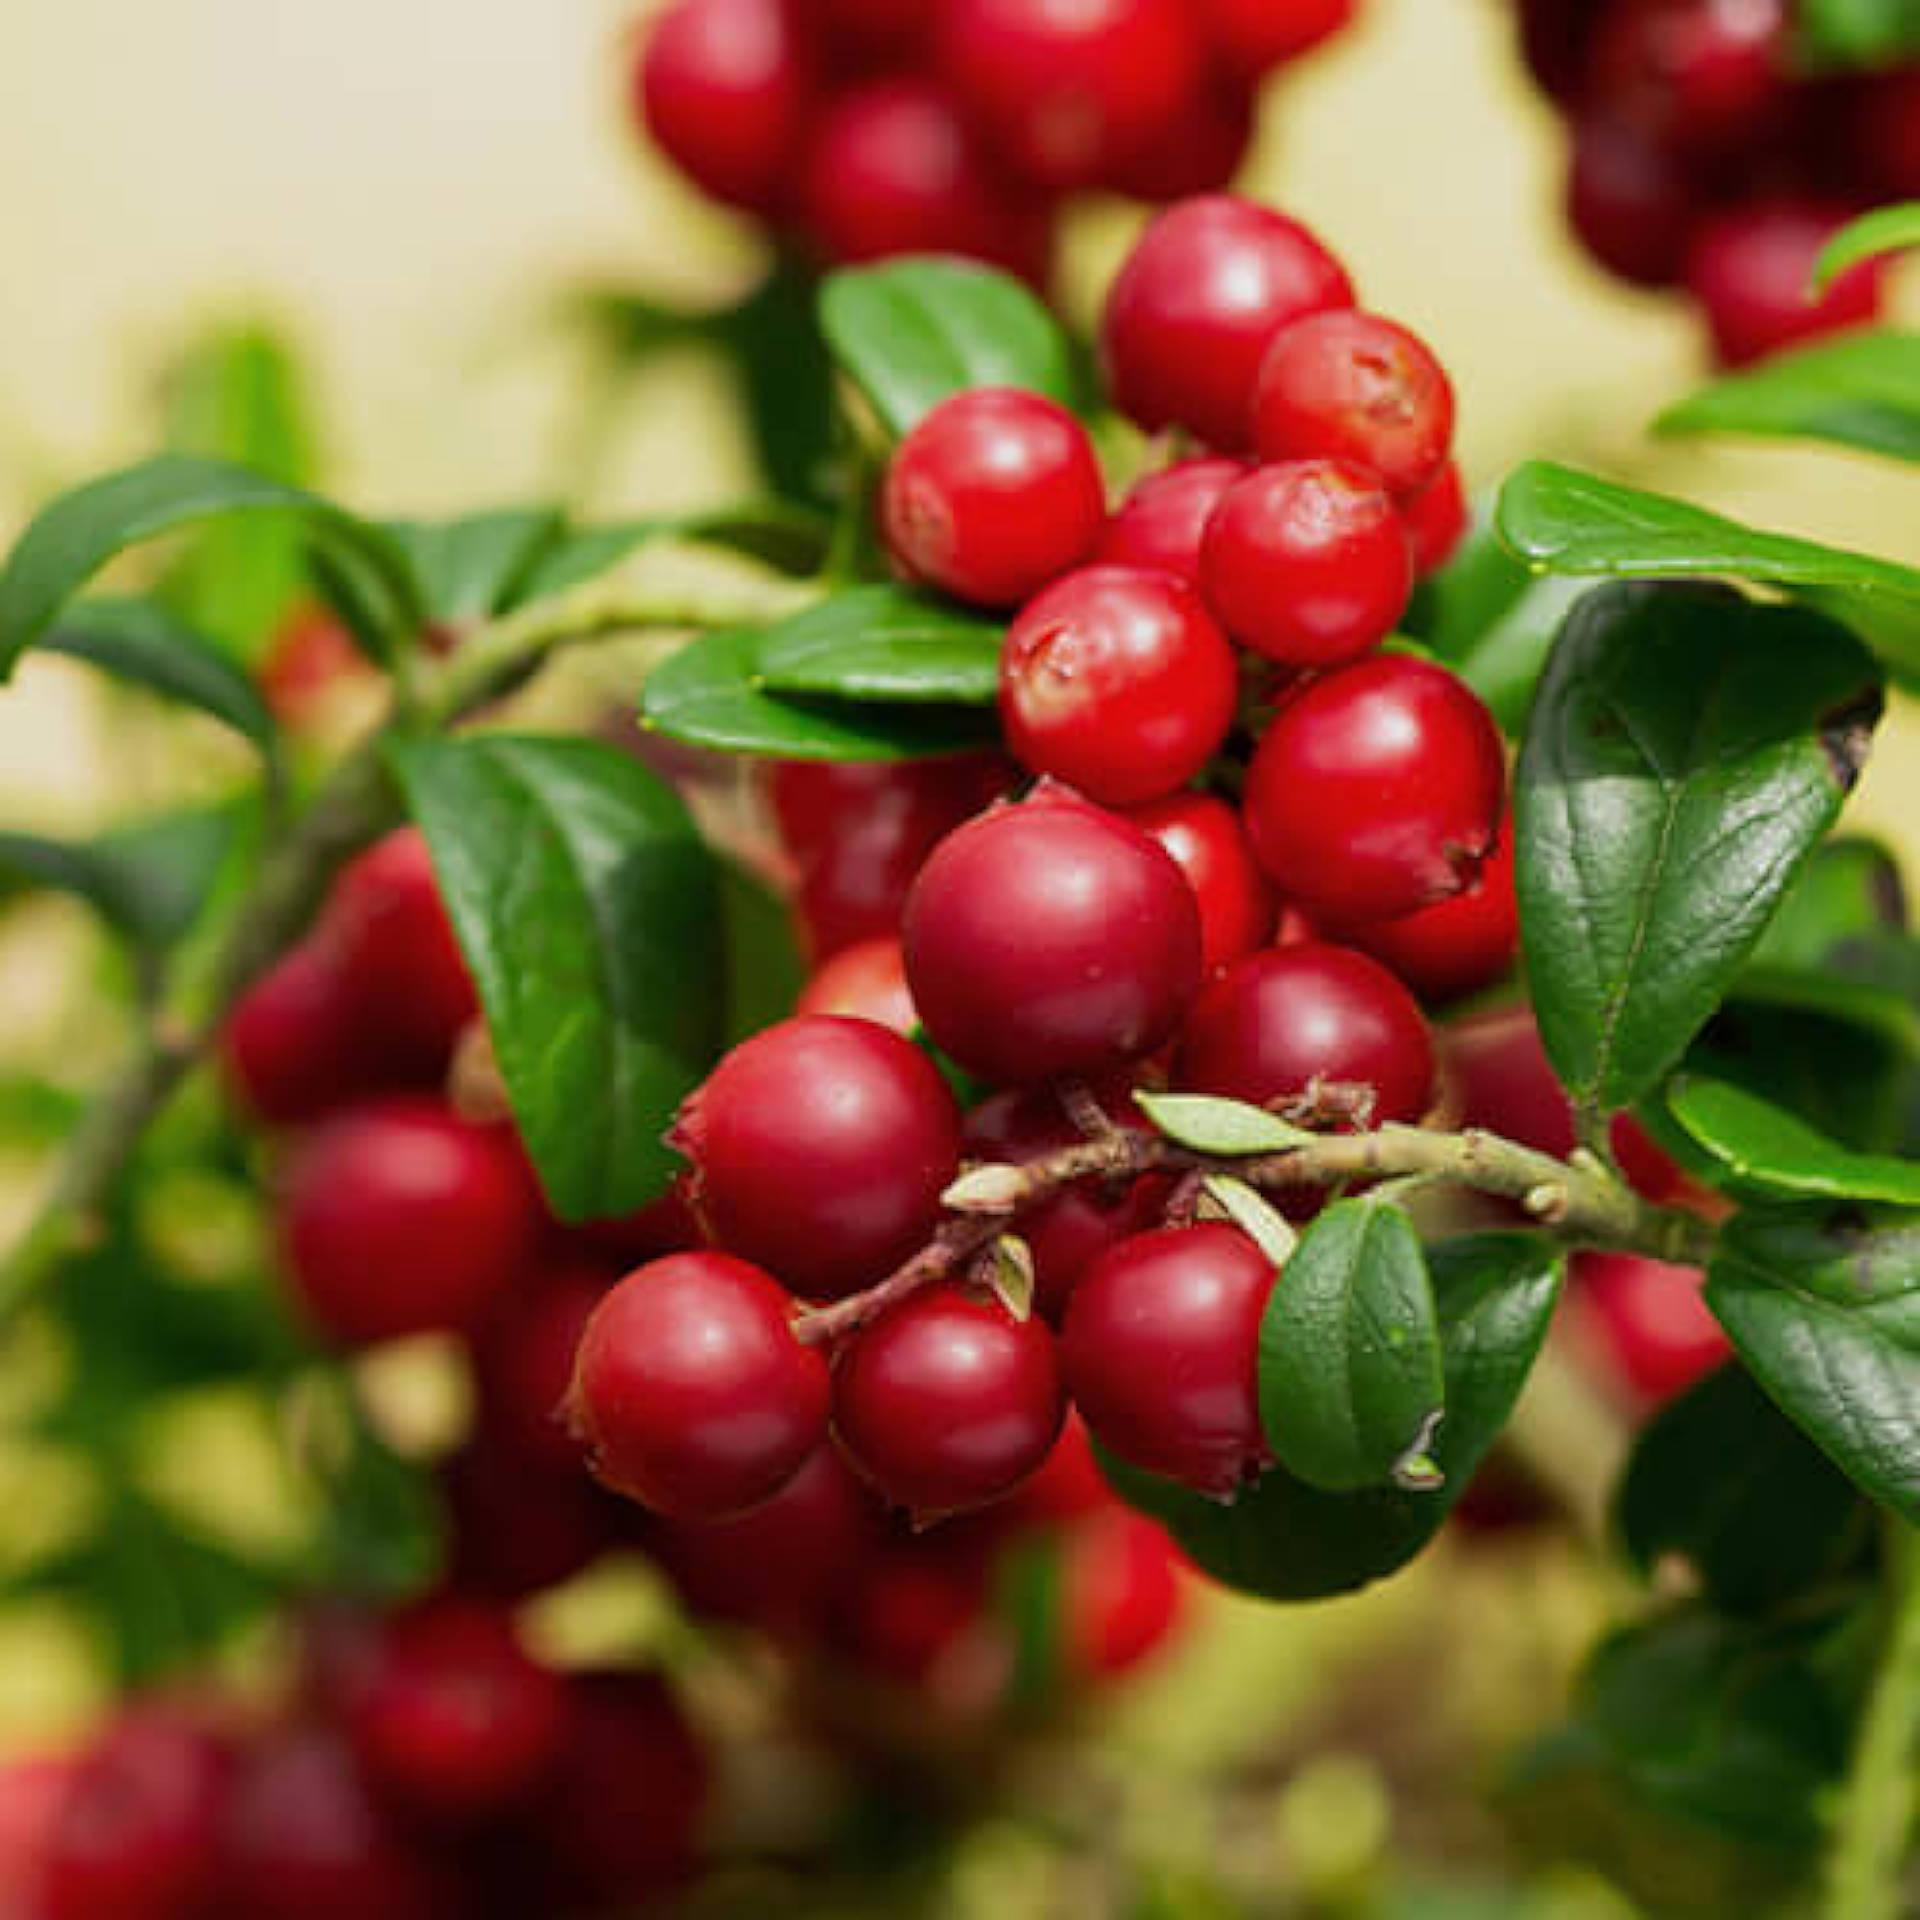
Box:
left=276, top=1099, right=541, bottom=1347
left=563, top=1177, right=705, bottom=1270
left=1403, top=458, right=1470, bottom=576
left=1565, top=112, right=1701, bottom=288
left=468, top=1264, right=612, bottom=1469
left=1062, top=1223, right=1275, bottom=1495
left=1337, top=825, right=1519, bottom=1005
left=1586, top=0, right=1789, bottom=159
left=674, top=1015, right=961, bottom=1299
left=880, top=388, right=1106, bottom=609
left=833, top=1284, right=1066, bottom=1516
left=1095, top=458, right=1247, bottom=586
left=836, top=1536, right=993, bottom=1689
left=442, top=1432, right=628, bottom=1603
left=1517, top=0, right=1606, bottom=104
left=1243, top=655, right=1506, bottom=923
left=1857, top=71, right=1920, bottom=197
left=1686, top=201, right=1885, bottom=369
left=1124, top=791, right=1277, bottom=975
left=999, top=565, right=1239, bottom=805
left=637, top=0, right=813, bottom=215
left=903, top=788, right=1203, bottom=1085
left=1201, top=458, right=1412, bottom=666
left=1102, top=73, right=1256, bottom=201
left=221, top=941, right=378, bottom=1128
left=1101, top=196, right=1354, bottom=449
left=1253, top=309, right=1456, bottom=500
left=1061, top=1507, right=1187, bottom=1679
left=795, top=935, right=918, bottom=1033
left=795, top=0, right=927, bottom=66
left=1197, top=0, right=1356, bottom=78
left=0, top=1754, right=77, bottom=1914
left=1573, top=1251, right=1729, bottom=1405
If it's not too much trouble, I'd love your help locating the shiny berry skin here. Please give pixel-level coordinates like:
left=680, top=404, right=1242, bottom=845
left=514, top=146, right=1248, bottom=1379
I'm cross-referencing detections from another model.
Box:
left=936, top=0, right=1205, bottom=190
left=277, top=1099, right=541, bottom=1347
left=1095, top=458, right=1247, bottom=586
left=1565, top=112, right=1700, bottom=289
left=1253, top=309, right=1456, bottom=500
left=833, top=1284, right=1067, bottom=1517
left=341, top=1599, right=568, bottom=1822
left=637, top=0, right=813, bottom=216
left=999, top=565, right=1239, bottom=805
left=1244, top=655, right=1506, bottom=923
left=1123, top=791, right=1277, bottom=976
left=1686, top=201, right=1885, bottom=369
left=1574, top=1251, right=1729, bottom=1405
left=880, top=389, right=1106, bottom=609
left=1403, top=458, right=1469, bottom=577
left=569, top=1252, right=829, bottom=1518
left=1197, top=0, right=1356, bottom=78
left=1061, top=1507, right=1186, bottom=1680
left=1337, top=826, right=1519, bottom=1005
left=470, top=1264, right=614, bottom=1471
left=1176, top=941, right=1435, bottom=1125
left=1102, top=74, right=1256, bottom=202
left=1586, top=0, right=1788, bottom=159
left=1101, top=196, right=1354, bottom=449
left=1062, top=1223, right=1275, bottom=1495
left=795, top=936, right=917, bottom=1033
left=221, top=941, right=377, bottom=1128
left=675, top=1015, right=962, bottom=1299
left=833, top=1534, right=994, bottom=1691
left=1201, top=458, right=1413, bottom=666
left=903, top=789, right=1204, bottom=1085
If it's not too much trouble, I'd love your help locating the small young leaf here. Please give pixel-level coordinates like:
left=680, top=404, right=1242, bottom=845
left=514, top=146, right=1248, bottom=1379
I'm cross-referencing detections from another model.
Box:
left=755, top=585, right=1004, bottom=706
left=382, top=508, right=567, bottom=623
left=1667, top=1075, right=1920, bottom=1205
left=945, top=1163, right=1031, bottom=1213
left=1132, top=1091, right=1315, bottom=1156
left=1197, top=1176, right=1298, bottom=1267
left=990, top=1236, right=1037, bottom=1321
left=1811, top=202, right=1920, bottom=287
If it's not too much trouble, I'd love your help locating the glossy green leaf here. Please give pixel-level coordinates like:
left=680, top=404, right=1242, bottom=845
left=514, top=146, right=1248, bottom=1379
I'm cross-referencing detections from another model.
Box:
left=382, top=508, right=567, bottom=623
left=1799, top=0, right=1920, bottom=67
left=390, top=735, right=725, bottom=1222
left=1515, top=581, right=1881, bottom=1123
left=1668, top=1075, right=1920, bottom=1204
left=718, top=255, right=839, bottom=503
left=1812, top=201, right=1920, bottom=285
left=720, top=862, right=804, bottom=1046
left=756, top=586, right=1004, bottom=705
left=1132, top=1091, right=1315, bottom=1156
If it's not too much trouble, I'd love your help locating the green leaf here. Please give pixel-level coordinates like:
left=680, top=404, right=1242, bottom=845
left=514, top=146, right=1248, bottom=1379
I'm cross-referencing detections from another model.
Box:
left=1706, top=1203, right=1920, bottom=1521
left=1515, top=581, right=1881, bottom=1121
left=756, top=586, right=1004, bottom=706
left=382, top=508, right=567, bottom=623
left=1132, top=1091, right=1316, bottom=1156
left=1752, top=836, right=1907, bottom=971
left=1799, top=0, right=1920, bottom=67
left=1668, top=1075, right=1920, bottom=1205
left=1813, top=202, right=1920, bottom=287
left=641, top=626, right=999, bottom=761
left=720, top=862, right=804, bottom=1045
left=717, top=255, right=838, bottom=504
left=0, top=456, right=420, bottom=677
left=390, top=735, right=725, bottom=1222
left=819, top=258, right=1079, bottom=437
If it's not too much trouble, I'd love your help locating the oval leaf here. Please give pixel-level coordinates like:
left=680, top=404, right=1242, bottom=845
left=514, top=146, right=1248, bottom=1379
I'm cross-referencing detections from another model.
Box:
left=1752, top=835, right=1907, bottom=970
left=1132, top=1091, right=1315, bottom=1156
left=1813, top=203, right=1920, bottom=287
left=382, top=509, right=567, bottom=622
left=756, top=585, right=1004, bottom=705
left=1668, top=1075, right=1920, bottom=1205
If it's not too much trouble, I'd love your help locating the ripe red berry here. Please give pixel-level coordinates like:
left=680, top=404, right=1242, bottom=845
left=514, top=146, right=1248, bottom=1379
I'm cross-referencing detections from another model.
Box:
left=1061, top=1506, right=1186, bottom=1680
left=1062, top=1223, right=1275, bottom=1495
left=1123, top=791, right=1277, bottom=975
left=1403, top=458, right=1470, bottom=576
left=903, top=789, right=1203, bottom=1085
left=1516, top=0, right=1604, bottom=103
left=674, top=1016, right=961, bottom=1299
left=999, top=565, right=1239, bottom=805
left=1857, top=71, right=1920, bottom=198
left=835, top=1536, right=993, bottom=1690
left=1101, top=196, right=1354, bottom=449
left=1095, top=458, right=1247, bottom=585
left=470, top=1264, right=614, bottom=1471
left=1197, top=0, right=1356, bottom=78
left=1573, top=1251, right=1728, bottom=1405
left=795, top=0, right=926, bottom=62
left=0, top=1754, right=78, bottom=1916
left=1253, top=309, right=1456, bottom=500
left=1102, top=77, right=1256, bottom=204
left=221, top=941, right=378, bottom=1128
left=1336, top=826, right=1519, bottom=1005
left=795, top=936, right=918, bottom=1033
left=880, top=388, right=1106, bottom=609
left=1686, top=201, right=1885, bottom=369
left=1586, top=0, right=1788, bottom=159
left=833, top=1284, right=1066, bottom=1516
left=637, top=0, right=813, bottom=216
left=1565, top=112, right=1701, bottom=289
left=1243, top=655, right=1506, bottom=923
left=1201, top=458, right=1413, bottom=666
left=277, top=1099, right=541, bottom=1347
left=442, top=1431, right=628, bottom=1603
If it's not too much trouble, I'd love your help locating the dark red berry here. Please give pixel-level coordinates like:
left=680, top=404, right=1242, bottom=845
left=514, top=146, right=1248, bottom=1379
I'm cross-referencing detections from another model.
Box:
left=1095, top=458, right=1247, bottom=585
left=1857, top=71, right=1920, bottom=198
left=1403, top=458, right=1470, bottom=576
left=1197, top=0, right=1356, bottom=78
left=881, top=388, right=1106, bottom=609
left=1243, top=655, right=1506, bottom=923
left=1101, top=196, right=1354, bottom=449
left=1336, top=826, right=1519, bottom=1005
left=1061, top=1507, right=1186, bottom=1679
left=1005, top=1408, right=1112, bottom=1525
left=795, top=0, right=926, bottom=63
left=442, top=1432, right=628, bottom=1603
left=1102, top=73, right=1256, bottom=201
left=674, top=1015, right=961, bottom=1299
left=1565, top=112, right=1701, bottom=288
left=470, top=1264, right=614, bottom=1471
left=999, top=565, right=1239, bottom=804
left=835, top=1537, right=993, bottom=1690
left=1586, top=0, right=1788, bottom=159
left=833, top=1284, right=1066, bottom=1517
left=277, top=1099, right=541, bottom=1347
left=1573, top=1251, right=1728, bottom=1405
left=1201, top=458, right=1412, bottom=666
left=1253, top=309, right=1456, bottom=500
left=1516, top=0, right=1606, bottom=104
left=1123, top=791, right=1277, bottom=976
left=1686, top=200, right=1885, bottom=369
left=903, top=788, right=1203, bottom=1085
left=795, top=935, right=917, bottom=1033
left=221, top=941, right=378, bottom=1128
left=0, top=1755, right=78, bottom=1915
left=1062, top=1223, right=1275, bottom=1495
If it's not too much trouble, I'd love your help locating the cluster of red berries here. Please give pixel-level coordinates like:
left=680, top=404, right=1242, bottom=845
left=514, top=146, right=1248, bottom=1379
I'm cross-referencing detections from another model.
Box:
left=631, top=0, right=1360, bottom=280
left=1515, top=0, right=1907, bottom=365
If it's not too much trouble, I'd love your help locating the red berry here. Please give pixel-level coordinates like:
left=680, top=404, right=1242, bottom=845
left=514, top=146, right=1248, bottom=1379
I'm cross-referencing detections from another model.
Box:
left=999, top=565, right=1239, bottom=804
left=442, top=1432, right=627, bottom=1603
left=637, top=0, right=813, bottom=215
left=1336, top=824, right=1519, bottom=1005
left=221, top=941, right=378, bottom=1128
left=1102, top=73, right=1256, bottom=202
left=1517, top=0, right=1606, bottom=104
left=1061, top=1507, right=1187, bottom=1680
left=833, top=1284, right=1066, bottom=1516
left=1095, top=458, right=1247, bottom=586
left=903, top=789, right=1203, bottom=1085
left=0, top=1754, right=78, bottom=1914
left=1176, top=941, right=1435, bottom=1125
left=1243, top=655, right=1506, bottom=923
left=1587, top=0, right=1788, bottom=159
left=469, top=1264, right=614, bottom=1471
left=1573, top=1251, right=1728, bottom=1405
left=675, top=1016, right=961, bottom=1299
left=835, top=1537, right=993, bottom=1688
left=1101, top=196, right=1354, bottom=449
left=257, top=606, right=374, bottom=729
left=1123, top=791, right=1277, bottom=976
left=1061, top=1223, right=1275, bottom=1495
left=1857, top=71, right=1920, bottom=198
left=880, top=388, right=1106, bottom=609
left=1686, top=201, right=1885, bottom=369
left=936, top=0, right=1206, bottom=189
left=1201, top=458, right=1412, bottom=666
left=1403, top=458, right=1470, bottom=577
left=277, top=1099, right=541, bottom=1347
left=794, top=0, right=927, bottom=65
left=1197, top=0, right=1356, bottom=78
left=1253, top=309, right=1456, bottom=500
left=1565, top=112, right=1701, bottom=289
left=795, top=936, right=918, bottom=1033
left=1005, top=1408, right=1113, bottom=1525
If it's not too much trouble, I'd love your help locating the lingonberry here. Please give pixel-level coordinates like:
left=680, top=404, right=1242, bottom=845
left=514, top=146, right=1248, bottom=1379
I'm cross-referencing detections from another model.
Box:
left=1062, top=1223, right=1276, bottom=1495
left=1586, top=0, right=1789, bottom=160
left=674, top=1015, right=961, bottom=1299
left=999, top=565, right=1239, bottom=805
left=1060, top=1506, right=1187, bottom=1680
left=768, top=753, right=1009, bottom=869
left=833, top=1284, right=1066, bottom=1516
left=1200, top=458, right=1413, bottom=666
left=1336, top=825, right=1519, bottom=1005
left=569, top=1252, right=830, bottom=1517
left=1100, top=196, right=1354, bottom=449
left=794, top=0, right=926, bottom=64
left=1004, top=1408, right=1113, bottom=1526
left=1565, top=111, right=1701, bottom=288
left=1516, top=0, right=1605, bottom=103
left=276, top=1098, right=541, bottom=1347
left=1243, top=654, right=1506, bottom=923
left=903, top=788, right=1203, bottom=1085
left=1686, top=200, right=1885, bottom=369
left=442, top=1431, right=628, bottom=1603
left=637, top=0, right=813, bottom=216
left=221, top=940, right=378, bottom=1128
left=1253, top=309, right=1456, bottom=500
left=1857, top=70, right=1920, bottom=198
left=880, top=388, right=1106, bottom=609
left=835, top=1536, right=994, bottom=1691
left=1095, top=458, right=1247, bottom=586
left=1197, top=0, right=1357, bottom=78
left=469, top=1264, right=615, bottom=1471
left=1101, top=74, right=1256, bottom=203
left=1123, top=791, right=1277, bottom=976
left=1176, top=941, right=1435, bottom=1125
left=1573, top=1251, right=1729, bottom=1405
left=795, top=935, right=918, bottom=1033
left=0, top=1754, right=77, bottom=1915
left=1403, top=458, right=1470, bottom=576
